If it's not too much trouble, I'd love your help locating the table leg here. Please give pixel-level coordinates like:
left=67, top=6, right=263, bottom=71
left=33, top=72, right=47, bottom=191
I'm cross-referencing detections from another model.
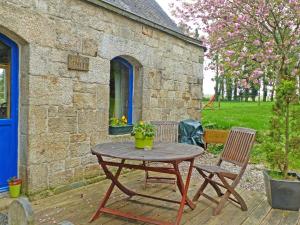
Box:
left=100, top=159, right=136, bottom=197
left=90, top=158, right=126, bottom=222
left=173, top=159, right=195, bottom=225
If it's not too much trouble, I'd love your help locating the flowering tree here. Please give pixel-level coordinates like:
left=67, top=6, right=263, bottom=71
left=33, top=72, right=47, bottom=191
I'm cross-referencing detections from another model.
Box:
left=172, top=0, right=300, bottom=84
left=172, top=0, right=300, bottom=178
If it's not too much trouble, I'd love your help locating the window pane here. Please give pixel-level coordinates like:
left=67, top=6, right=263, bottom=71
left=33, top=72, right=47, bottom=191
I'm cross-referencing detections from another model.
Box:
left=0, top=41, right=11, bottom=119
left=109, top=60, right=129, bottom=120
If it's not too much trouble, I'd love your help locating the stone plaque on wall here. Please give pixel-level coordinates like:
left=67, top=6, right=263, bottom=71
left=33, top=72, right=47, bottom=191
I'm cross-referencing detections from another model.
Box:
left=68, top=54, right=89, bottom=71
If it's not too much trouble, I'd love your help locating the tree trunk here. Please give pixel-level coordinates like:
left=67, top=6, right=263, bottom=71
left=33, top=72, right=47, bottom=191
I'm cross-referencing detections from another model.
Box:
left=233, top=78, right=238, bottom=101
left=239, top=89, right=243, bottom=102
left=270, top=86, right=275, bottom=101
left=245, top=88, right=249, bottom=102
left=258, top=80, right=261, bottom=106
left=263, top=75, right=268, bottom=102
left=226, top=77, right=232, bottom=101
left=220, top=77, right=225, bottom=100
left=251, top=84, right=257, bottom=102
left=214, top=55, right=219, bottom=101
left=284, top=101, right=290, bottom=179
left=298, top=74, right=300, bottom=103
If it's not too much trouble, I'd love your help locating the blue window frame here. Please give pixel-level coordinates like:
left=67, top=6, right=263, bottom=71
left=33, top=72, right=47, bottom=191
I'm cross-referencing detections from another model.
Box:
left=110, top=57, right=134, bottom=125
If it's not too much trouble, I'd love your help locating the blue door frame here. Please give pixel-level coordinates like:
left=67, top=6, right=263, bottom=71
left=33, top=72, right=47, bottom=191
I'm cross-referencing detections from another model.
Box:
left=113, top=57, right=134, bottom=125
left=0, top=33, right=19, bottom=192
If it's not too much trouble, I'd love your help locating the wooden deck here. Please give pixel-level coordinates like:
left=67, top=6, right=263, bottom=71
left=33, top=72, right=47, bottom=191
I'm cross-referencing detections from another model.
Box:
left=33, top=171, right=300, bottom=225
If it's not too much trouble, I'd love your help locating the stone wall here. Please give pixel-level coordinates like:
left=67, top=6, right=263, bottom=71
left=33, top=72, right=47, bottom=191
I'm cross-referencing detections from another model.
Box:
left=0, top=0, right=204, bottom=197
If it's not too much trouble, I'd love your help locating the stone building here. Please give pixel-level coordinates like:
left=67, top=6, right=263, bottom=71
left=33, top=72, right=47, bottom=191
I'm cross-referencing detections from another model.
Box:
left=0, top=0, right=205, bottom=197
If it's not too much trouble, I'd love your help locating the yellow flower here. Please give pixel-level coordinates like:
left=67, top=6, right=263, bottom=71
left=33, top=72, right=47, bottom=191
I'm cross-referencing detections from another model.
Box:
left=122, top=115, right=126, bottom=121
left=139, top=121, right=144, bottom=125
left=124, top=119, right=128, bottom=123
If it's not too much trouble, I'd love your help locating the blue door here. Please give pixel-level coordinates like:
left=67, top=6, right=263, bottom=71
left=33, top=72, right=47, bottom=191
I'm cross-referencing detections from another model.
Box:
left=0, top=34, right=19, bottom=192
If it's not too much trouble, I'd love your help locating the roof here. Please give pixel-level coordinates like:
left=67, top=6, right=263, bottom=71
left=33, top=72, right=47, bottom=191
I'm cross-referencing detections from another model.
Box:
left=85, top=0, right=206, bottom=50
left=101, top=0, right=182, bottom=33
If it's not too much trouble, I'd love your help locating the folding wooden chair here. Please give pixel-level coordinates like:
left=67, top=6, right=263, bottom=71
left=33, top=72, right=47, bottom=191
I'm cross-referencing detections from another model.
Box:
left=144, top=121, right=179, bottom=189
left=193, top=127, right=256, bottom=215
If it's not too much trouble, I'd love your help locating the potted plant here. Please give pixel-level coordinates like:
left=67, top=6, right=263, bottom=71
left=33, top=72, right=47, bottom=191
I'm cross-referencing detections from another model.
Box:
left=263, top=80, right=300, bottom=211
left=7, top=177, right=22, bottom=198
left=131, top=121, right=156, bottom=150
left=109, top=116, right=133, bottom=135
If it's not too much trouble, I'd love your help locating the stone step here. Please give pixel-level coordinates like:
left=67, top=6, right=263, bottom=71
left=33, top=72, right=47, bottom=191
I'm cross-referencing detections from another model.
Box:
left=0, top=212, right=8, bottom=225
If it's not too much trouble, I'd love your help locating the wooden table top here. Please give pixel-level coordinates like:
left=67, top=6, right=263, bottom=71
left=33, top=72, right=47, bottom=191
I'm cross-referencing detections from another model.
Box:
left=91, top=142, right=204, bottom=162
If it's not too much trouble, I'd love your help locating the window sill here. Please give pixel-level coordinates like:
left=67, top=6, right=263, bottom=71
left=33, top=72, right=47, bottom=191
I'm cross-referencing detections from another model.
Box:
left=109, top=125, right=133, bottom=135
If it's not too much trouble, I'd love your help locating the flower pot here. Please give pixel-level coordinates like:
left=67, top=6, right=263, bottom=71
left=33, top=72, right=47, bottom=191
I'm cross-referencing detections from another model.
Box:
left=109, top=125, right=133, bottom=135
left=134, top=132, right=154, bottom=149
left=8, top=179, right=22, bottom=198
left=263, top=170, right=300, bottom=211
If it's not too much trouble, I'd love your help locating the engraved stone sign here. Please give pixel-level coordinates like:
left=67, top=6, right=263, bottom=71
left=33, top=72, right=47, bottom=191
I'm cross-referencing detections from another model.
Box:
left=68, top=55, right=89, bottom=71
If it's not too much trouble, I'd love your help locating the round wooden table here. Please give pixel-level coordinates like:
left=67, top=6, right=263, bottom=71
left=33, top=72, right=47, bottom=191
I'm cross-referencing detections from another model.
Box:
left=90, top=142, right=204, bottom=225
left=92, top=142, right=203, bottom=162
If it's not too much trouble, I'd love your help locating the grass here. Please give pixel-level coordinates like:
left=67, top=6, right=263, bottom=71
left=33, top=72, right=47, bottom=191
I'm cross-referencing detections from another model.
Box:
left=201, top=101, right=300, bottom=172
left=201, top=101, right=273, bottom=131
left=268, top=170, right=299, bottom=181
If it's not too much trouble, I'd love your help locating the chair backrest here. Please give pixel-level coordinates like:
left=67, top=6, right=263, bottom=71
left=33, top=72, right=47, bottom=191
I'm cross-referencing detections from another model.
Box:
left=221, top=127, right=256, bottom=167
left=151, top=121, right=179, bottom=143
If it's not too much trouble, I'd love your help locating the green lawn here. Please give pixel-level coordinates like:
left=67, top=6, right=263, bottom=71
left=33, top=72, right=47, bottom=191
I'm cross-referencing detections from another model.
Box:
left=201, top=101, right=273, bottom=131
left=201, top=101, right=300, bottom=172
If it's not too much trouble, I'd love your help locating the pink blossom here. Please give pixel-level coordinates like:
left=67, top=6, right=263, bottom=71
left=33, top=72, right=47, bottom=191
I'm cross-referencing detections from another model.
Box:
left=172, top=0, right=300, bottom=82
left=292, top=68, right=299, bottom=76
left=227, top=32, right=234, bottom=38
left=234, top=23, right=241, bottom=30
left=230, top=62, right=239, bottom=67
left=252, top=69, right=264, bottom=78
left=266, top=49, right=273, bottom=54
left=253, top=39, right=260, bottom=46
left=224, top=57, right=231, bottom=62
left=226, top=50, right=235, bottom=56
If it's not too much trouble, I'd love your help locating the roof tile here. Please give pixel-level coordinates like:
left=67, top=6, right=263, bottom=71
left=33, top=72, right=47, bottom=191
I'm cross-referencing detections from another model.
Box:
left=101, top=0, right=182, bottom=33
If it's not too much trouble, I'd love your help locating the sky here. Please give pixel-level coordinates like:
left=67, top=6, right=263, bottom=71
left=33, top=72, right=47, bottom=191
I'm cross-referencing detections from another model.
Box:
left=155, top=0, right=215, bottom=96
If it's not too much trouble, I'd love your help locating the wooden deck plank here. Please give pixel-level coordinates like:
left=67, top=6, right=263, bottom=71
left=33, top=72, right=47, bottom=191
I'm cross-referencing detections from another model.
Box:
left=34, top=171, right=142, bottom=224
left=32, top=171, right=299, bottom=225
left=278, top=210, right=300, bottom=225
left=261, top=209, right=287, bottom=225
left=104, top=185, right=176, bottom=225
left=203, top=191, right=263, bottom=225
left=133, top=184, right=215, bottom=225
left=183, top=188, right=247, bottom=225
left=148, top=185, right=220, bottom=225
left=120, top=190, right=178, bottom=224
left=74, top=181, right=173, bottom=224
left=241, top=198, right=271, bottom=225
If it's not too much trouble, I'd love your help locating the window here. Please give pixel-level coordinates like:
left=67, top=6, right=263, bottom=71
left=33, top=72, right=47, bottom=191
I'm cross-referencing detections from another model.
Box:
left=0, top=41, right=11, bottom=119
left=109, top=57, right=133, bottom=124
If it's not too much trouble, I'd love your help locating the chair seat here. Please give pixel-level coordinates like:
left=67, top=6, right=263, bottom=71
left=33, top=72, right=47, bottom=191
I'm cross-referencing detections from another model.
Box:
left=194, top=165, right=237, bottom=179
